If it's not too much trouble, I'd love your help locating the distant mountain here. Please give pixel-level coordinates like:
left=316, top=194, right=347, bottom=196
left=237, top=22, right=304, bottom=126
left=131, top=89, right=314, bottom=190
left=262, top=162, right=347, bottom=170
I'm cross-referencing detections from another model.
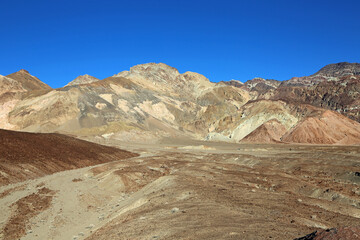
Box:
left=66, top=74, right=100, bottom=86
left=282, top=62, right=360, bottom=86
left=269, top=73, right=360, bottom=123
left=311, top=62, right=360, bottom=78
left=6, top=69, right=51, bottom=91
left=0, top=62, right=359, bottom=145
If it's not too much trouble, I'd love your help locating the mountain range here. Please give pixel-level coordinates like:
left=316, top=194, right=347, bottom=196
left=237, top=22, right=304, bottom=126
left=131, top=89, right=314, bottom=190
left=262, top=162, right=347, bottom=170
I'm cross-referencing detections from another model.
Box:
left=0, top=62, right=359, bottom=145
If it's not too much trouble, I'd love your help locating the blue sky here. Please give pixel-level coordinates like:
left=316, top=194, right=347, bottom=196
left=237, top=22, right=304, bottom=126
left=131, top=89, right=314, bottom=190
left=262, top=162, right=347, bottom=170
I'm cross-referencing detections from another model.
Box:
left=0, top=0, right=359, bottom=88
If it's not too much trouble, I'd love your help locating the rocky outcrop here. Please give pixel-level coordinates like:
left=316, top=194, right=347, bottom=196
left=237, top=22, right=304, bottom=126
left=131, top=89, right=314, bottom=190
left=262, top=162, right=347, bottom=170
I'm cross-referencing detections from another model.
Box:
left=220, top=79, right=244, bottom=88
left=294, top=226, right=360, bottom=240
left=244, top=78, right=281, bottom=91
left=282, top=62, right=360, bottom=86
left=270, top=75, right=360, bottom=122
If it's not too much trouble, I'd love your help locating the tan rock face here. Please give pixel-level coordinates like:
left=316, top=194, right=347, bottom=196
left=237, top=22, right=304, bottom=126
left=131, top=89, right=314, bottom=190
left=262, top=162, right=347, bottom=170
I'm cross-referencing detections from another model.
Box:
left=0, top=62, right=359, bottom=145
left=0, top=75, right=26, bottom=95
left=8, top=88, right=81, bottom=132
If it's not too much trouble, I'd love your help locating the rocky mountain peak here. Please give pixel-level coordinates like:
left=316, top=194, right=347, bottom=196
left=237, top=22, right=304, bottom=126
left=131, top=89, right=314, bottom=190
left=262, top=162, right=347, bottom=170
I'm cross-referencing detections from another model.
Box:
left=129, top=63, right=179, bottom=74
left=311, top=62, right=360, bottom=78
left=66, top=74, right=100, bottom=86
left=115, top=63, right=181, bottom=84
left=18, top=69, right=30, bottom=74
left=282, top=62, right=360, bottom=87
left=6, top=69, right=51, bottom=91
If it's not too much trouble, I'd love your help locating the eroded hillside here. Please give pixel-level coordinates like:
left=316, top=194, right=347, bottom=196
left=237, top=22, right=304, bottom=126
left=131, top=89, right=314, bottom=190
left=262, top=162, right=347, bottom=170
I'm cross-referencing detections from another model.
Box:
left=0, top=62, right=359, bottom=145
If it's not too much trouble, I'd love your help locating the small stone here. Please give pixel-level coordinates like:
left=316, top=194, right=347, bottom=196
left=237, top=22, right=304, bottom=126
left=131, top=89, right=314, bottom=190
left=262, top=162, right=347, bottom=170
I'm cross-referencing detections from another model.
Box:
left=171, top=207, right=179, bottom=213
left=86, top=224, right=95, bottom=229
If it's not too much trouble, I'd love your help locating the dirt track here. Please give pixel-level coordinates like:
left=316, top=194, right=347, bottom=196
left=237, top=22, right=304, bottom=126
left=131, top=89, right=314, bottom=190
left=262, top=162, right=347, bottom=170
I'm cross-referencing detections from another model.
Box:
left=1, top=141, right=360, bottom=239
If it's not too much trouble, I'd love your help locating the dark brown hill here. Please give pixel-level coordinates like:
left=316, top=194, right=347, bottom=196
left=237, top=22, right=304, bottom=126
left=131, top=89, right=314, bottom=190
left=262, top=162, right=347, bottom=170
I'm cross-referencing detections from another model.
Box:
left=0, top=129, right=138, bottom=185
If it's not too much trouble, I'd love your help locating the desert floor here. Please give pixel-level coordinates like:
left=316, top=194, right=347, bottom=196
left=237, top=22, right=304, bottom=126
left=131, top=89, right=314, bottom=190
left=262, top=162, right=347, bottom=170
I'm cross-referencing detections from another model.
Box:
left=1, top=139, right=360, bottom=240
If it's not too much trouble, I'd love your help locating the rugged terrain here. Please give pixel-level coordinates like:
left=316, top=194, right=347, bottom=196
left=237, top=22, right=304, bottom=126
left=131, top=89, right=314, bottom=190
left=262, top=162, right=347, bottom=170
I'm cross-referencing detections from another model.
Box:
left=0, top=62, right=359, bottom=145
left=0, top=62, right=359, bottom=239
left=1, top=134, right=360, bottom=240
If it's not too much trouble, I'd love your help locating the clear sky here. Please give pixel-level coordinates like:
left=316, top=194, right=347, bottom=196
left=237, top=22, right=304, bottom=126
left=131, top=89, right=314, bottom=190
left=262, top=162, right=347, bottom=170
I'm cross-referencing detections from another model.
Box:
left=0, top=0, right=359, bottom=88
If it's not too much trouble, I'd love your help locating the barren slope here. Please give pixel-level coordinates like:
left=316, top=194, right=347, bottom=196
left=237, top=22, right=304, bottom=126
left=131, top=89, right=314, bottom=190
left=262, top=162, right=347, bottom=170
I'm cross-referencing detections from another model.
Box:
left=241, top=119, right=287, bottom=143
left=0, top=129, right=138, bottom=185
left=282, top=111, right=360, bottom=145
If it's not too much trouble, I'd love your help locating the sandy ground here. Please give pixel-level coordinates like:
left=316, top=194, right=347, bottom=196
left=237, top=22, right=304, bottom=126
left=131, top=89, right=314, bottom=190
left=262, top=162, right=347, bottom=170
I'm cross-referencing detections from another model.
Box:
left=1, top=140, right=360, bottom=240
